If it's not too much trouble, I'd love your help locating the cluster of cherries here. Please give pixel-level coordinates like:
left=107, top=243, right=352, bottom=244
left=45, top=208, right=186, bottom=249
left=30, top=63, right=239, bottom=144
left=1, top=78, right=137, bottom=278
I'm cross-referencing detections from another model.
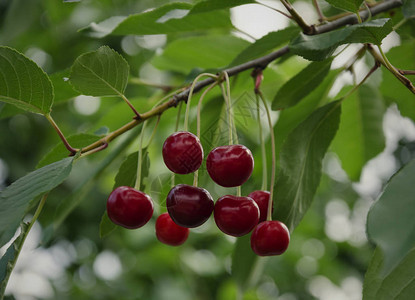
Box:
left=106, top=131, right=290, bottom=256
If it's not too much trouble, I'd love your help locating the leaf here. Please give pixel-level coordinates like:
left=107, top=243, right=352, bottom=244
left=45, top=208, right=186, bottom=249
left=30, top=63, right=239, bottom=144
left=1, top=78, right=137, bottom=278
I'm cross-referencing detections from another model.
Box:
left=380, top=42, right=415, bottom=121
left=69, top=46, right=129, bottom=97
left=363, top=247, right=415, bottom=300
left=0, top=46, right=54, bottom=115
left=367, top=158, right=415, bottom=275
left=80, top=3, right=233, bottom=38
left=0, top=156, right=75, bottom=248
left=290, top=18, right=393, bottom=61
left=49, top=70, right=80, bottom=104
left=152, top=35, right=249, bottom=74
left=273, top=100, right=341, bottom=231
left=272, top=58, right=333, bottom=110
left=0, top=241, right=16, bottom=284
left=113, top=149, right=150, bottom=190
left=403, top=0, right=415, bottom=19
left=231, top=234, right=258, bottom=290
left=100, top=211, right=116, bottom=238
left=325, top=0, right=364, bottom=12
left=189, top=0, right=255, bottom=14
left=331, top=85, right=386, bottom=181
left=37, top=133, right=100, bottom=168
left=230, top=27, right=300, bottom=66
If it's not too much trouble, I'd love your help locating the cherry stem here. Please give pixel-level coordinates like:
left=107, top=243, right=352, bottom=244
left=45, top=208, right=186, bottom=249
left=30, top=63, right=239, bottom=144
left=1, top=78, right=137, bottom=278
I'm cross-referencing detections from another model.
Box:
left=45, top=113, right=79, bottom=155
left=172, top=102, right=183, bottom=188
left=195, top=82, right=218, bottom=187
left=223, top=72, right=239, bottom=145
left=257, top=93, right=267, bottom=192
left=184, top=73, right=218, bottom=132
left=257, top=92, right=276, bottom=222
left=135, top=121, right=147, bottom=191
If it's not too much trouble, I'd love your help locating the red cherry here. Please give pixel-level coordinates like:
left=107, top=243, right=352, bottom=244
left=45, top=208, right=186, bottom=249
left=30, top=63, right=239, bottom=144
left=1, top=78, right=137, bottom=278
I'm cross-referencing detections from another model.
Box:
left=250, top=221, right=290, bottom=256
left=214, top=195, right=259, bottom=237
left=206, top=144, right=254, bottom=187
left=166, top=184, right=214, bottom=228
left=107, top=186, right=153, bottom=229
left=155, top=213, right=190, bottom=246
left=162, top=131, right=203, bottom=174
left=248, top=190, right=272, bottom=223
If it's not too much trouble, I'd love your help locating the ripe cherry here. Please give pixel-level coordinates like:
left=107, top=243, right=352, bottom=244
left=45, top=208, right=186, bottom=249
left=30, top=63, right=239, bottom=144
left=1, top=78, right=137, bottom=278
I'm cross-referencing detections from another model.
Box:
left=206, top=144, right=254, bottom=187
left=250, top=220, right=290, bottom=256
left=162, top=131, right=203, bottom=174
left=107, top=186, right=153, bottom=229
left=155, top=213, right=190, bottom=246
left=166, top=184, right=214, bottom=228
left=248, top=190, right=272, bottom=223
left=214, top=195, right=259, bottom=237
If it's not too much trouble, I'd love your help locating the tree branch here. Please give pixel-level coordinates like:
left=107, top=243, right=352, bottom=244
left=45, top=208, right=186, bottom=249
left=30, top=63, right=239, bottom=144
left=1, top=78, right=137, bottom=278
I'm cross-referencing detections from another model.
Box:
left=79, top=0, right=404, bottom=155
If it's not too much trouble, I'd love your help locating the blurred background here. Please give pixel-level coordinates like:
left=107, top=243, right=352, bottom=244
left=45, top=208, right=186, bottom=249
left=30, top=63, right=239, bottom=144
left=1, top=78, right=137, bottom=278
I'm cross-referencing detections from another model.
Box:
left=1, top=0, right=415, bottom=299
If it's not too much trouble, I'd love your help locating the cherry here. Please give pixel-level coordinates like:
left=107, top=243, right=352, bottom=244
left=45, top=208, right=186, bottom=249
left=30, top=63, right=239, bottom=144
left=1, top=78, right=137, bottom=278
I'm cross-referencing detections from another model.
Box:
left=155, top=212, right=190, bottom=246
left=250, top=220, right=290, bottom=256
left=248, top=190, right=272, bottom=223
left=214, top=195, right=259, bottom=237
left=162, top=131, right=203, bottom=174
left=107, top=186, right=153, bottom=229
left=166, top=184, right=214, bottom=228
left=206, top=144, right=254, bottom=187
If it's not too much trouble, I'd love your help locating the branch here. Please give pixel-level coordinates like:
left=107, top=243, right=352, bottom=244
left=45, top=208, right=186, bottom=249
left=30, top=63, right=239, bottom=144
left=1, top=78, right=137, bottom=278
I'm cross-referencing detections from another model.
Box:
left=79, top=0, right=404, bottom=155
left=279, top=0, right=314, bottom=34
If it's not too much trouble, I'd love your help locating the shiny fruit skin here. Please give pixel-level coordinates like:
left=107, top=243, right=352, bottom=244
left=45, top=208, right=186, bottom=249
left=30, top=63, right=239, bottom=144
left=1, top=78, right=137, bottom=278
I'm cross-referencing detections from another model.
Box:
left=162, top=131, right=203, bottom=174
left=206, top=144, right=254, bottom=187
left=214, top=195, right=259, bottom=237
left=250, top=221, right=290, bottom=256
left=155, top=213, right=189, bottom=246
left=166, top=184, right=214, bottom=228
left=107, top=186, right=153, bottom=229
left=248, top=190, right=272, bottom=223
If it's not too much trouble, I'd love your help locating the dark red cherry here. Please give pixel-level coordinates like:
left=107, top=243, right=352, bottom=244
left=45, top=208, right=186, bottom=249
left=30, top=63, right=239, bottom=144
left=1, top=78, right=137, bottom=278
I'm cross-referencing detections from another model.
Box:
left=206, top=144, right=254, bottom=187
left=166, top=184, right=214, bottom=228
left=107, top=186, right=153, bottom=229
left=162, top=131, right=203, bottom=174
left=155, top=213, right=190, bottom=246
left=248, top=190, right=272, bottom=223
left=250, top=221, right=290, bottom=256
left=214, top=195, right=259, bottom=237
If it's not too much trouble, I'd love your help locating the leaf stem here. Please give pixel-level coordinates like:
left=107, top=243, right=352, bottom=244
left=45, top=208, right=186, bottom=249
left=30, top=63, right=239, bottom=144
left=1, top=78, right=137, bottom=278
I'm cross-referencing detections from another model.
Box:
left=120, top=93, right=141, bottom=119
left=279, top=0, right=314, bottom=34
left=312, top=0, right=326, bottom=22
left=0, top=193, right=48, bottom=298
left=367, top=44, right=415, bottom=94
left=256, top=1, right=293, bottom=19
left=257, top=92, right=276, bottom=222
left=45, top=113, right=79, bottom=155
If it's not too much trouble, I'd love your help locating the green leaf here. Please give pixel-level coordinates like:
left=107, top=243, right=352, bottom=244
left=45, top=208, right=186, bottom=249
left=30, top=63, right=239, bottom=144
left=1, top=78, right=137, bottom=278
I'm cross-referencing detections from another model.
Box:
left=152, top=35, right=249, bottom=74
left=37, top=133, right=100, bottom=168
left=100, top=211, right=116, bottom=238
left=290, top=18, right=393, bottom=61
left=325, top=0, right=364, bottom=12
left=230, top=27, right=300, bottom=66
left=380, top=42, right=415, bottom=121
left=331, top=85, right=386, bottom=181
left=80, top=3, right=233, bottom=38
left=231, top=234, right=258, bottom=290
left=113, top=149, right=150, bottom=190
left=363, top=247, right=415, bottom=300
left=69, top=46, right=129, bottom=97
left=273, top=100, right=341, bottom=231
left=403, top=0, right=415, bottom=19
left=49, top=70, right=80, bottom=104
left=0, top=241, right=16, bottom=283
left=190, top=0, right=255, bottom=14
left=272, top=58, right=333, bottom=110
left=0, top=46, right=54, bottom=115
left=367, top=158, right=415, bottom=275
left=0, top=156, right=75, bottom=248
